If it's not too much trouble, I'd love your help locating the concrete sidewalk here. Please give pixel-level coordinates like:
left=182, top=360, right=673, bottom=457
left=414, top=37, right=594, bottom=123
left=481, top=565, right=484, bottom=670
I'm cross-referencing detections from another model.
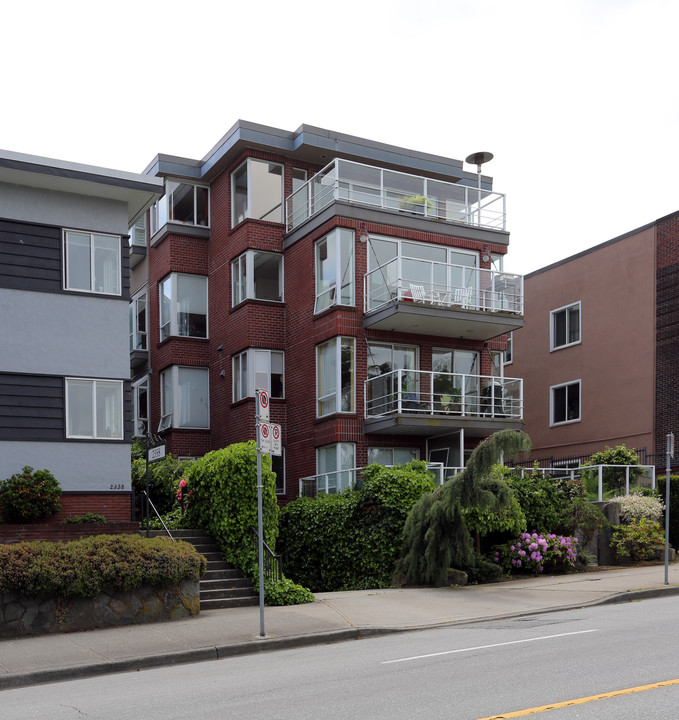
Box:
left=1, top=563, right=678, bottom=691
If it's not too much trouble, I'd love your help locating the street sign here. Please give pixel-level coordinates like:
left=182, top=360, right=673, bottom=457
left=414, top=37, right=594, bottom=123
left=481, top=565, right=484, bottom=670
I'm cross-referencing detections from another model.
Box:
left=271, top=423, right=282, bottom=456
left=257, top=389, right=269, bottom=422
left=259, top=422, right=272, bottom=453
left=148, top=444, right=166, bottom=462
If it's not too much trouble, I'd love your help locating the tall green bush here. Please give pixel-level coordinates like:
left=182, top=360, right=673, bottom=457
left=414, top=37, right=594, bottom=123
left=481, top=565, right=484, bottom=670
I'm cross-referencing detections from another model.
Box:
left=131, top=441, right=192, bottom=517
left=183, top=442, right=279, bottom=582
left=504, top=467, right=569, bottom=534
left=583, top=445, right=643, bottom=497
left=0, top=467, right=62, bottom=522
left=278, top=461, right=435, bottom=592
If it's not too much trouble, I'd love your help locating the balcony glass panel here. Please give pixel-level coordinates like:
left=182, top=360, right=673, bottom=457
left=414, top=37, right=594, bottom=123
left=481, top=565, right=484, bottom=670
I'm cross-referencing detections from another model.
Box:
left=365, top=369, right=522, bottom=420
left=286, top=158, right=505, bottom=231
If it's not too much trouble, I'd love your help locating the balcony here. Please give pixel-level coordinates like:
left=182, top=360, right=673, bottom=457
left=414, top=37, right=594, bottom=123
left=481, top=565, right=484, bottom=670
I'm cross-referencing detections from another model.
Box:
left=363, top=259, right=524, bottom=340
left=285, top=158, right=505, bottom=232
left=364, top=369, right=523, bottom=436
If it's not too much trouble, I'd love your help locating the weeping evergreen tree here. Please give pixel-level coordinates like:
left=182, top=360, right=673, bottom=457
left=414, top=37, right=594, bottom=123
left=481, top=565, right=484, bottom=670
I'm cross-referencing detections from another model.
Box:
left=394, top=430, right=531, bottom=586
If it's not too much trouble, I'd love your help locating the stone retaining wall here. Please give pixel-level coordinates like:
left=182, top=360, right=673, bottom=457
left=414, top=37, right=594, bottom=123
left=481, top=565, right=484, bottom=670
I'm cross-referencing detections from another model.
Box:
left=0, top=580, right=200, bottom=637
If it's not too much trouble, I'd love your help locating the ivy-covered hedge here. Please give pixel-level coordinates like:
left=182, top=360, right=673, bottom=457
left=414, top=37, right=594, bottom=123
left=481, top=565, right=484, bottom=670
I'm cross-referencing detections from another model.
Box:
left=0, top=535, right=206, bottom=598
left=183, top=442, right=279, bottom=582
left=278, top=461, right=436, bottom=592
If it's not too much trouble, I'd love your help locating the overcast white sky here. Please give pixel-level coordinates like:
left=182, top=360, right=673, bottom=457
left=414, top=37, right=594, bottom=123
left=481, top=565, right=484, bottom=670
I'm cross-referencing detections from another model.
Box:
left=2, top=0, right=677, bottom=274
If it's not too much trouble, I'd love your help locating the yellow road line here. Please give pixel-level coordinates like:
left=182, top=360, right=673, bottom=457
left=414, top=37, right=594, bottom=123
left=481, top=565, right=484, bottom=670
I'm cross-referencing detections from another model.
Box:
left=476, top=678, right=679, bottom=719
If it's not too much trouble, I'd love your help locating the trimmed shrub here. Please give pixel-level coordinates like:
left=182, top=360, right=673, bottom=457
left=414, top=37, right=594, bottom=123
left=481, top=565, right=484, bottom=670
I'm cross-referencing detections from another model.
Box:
left=556, top=497, right=608, bottom=547
left=0, top=466, right=62, bottom=523
left=610, top=492, right=664, bottom=524
left=279, top=461, right=436, bottom=592
left=505, top=469, right=569, bottom=533
left=494, top=532, right=580, bottom=575
left=62, top=513, right=107, bottom=524
left=611, top=519, right=665, bottom=562
left=0, top=535, right=206, bottom=598
left=582, top=445, right=643, bottom=497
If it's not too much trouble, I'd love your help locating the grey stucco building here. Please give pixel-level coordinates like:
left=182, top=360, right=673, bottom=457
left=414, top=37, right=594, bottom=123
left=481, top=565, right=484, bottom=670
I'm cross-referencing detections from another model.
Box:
left=0, top=150, right=162, bottom=521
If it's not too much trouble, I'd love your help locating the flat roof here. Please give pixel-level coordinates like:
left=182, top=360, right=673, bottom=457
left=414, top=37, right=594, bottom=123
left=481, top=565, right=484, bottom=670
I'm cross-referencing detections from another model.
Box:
left=0, top=149, right=164, bottom=225
left=144, top=120, right=492, bottom=189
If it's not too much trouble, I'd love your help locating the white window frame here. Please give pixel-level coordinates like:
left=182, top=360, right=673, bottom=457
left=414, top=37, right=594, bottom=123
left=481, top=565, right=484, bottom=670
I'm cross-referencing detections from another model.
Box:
left=232, top=349, right=285, bottom=401
left=316, top=443, right=356, bottom=494
left=367, top=447, right=419, bottom=465
left=65, top=378, right=124, bottom=440
left=63, top=230, right=121, bottom=295
left=550, top=301, right=581, bottom=351
left=150, top=180, right=210, bottom=234
left=159, top=366, right=210, bottom=431
left=550, top=379, right=581, bottom=426
left=129, top=290, right=148, bottom=352
left=231, top=250, right=284, bottom=305
left=314, top=228, right=355, bottom=314
left=132, top=376, right=149, bottom=437
left=159, top=273, right=208, bottom=340
left=316, top=336, right=355, bottom=417
left=272, top=451, right=286, bottom=495
left=231, top=158, right=284, bottom=227
left=504, top=331, right=513, bottom=365
left=128, top=216, right=147, bottom=247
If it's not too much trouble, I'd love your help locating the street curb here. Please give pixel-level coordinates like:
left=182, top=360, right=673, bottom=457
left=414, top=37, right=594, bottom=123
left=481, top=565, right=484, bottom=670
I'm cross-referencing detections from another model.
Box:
left=1, top=586, right=677, bottom=691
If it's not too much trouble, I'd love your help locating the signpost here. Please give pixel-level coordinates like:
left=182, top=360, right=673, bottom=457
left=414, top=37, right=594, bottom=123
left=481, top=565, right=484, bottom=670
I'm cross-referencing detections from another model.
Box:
left=665, top=432, right=674, bottom=585
left=255, top=390, right=283, bottom=637
left=144, top=434, right=166, bottom=538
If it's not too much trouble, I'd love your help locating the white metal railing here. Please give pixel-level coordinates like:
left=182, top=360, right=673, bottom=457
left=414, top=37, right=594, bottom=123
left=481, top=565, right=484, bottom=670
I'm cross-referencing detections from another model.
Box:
left=365, top=369, right=523, bottom=420
left=286, top=158, right=506, bottom=232
left=364, top=258, right=523, bottom=315
left=516, top=465, right=656, bottom=502
left=298, top=463, right=463, bottom=497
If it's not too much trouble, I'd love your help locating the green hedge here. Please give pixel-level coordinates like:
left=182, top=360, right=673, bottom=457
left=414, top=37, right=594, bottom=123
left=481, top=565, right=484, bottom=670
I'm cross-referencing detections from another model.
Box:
left=0, top=535, right=206, bottom=598
left=278, top=461, right=435, bottom=592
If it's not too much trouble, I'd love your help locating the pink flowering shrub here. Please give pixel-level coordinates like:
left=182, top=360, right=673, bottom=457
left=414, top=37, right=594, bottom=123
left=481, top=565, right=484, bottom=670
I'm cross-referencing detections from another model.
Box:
left=493, top=532, right=579, bottom=574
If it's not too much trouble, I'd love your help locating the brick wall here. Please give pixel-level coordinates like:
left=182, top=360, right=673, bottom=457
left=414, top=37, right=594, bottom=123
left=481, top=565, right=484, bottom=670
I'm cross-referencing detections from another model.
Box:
left=655, top=211, right=679, bottom=455
left=144, top=147, right=512, bottom=503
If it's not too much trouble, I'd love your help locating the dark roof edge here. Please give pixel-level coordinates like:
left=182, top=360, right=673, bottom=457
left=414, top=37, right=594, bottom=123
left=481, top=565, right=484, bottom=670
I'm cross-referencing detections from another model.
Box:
left=0, top=150, right=163, bottom=195
left=526, top=218, right=660, bottom=279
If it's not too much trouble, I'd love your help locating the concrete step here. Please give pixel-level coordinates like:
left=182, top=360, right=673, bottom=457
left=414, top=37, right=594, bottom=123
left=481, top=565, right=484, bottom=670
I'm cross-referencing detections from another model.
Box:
left=203, top=568, right=244, bottom=581
left=200, top=596, right=259, bottom=610
left=200, top=586, right=257, bottom=601
left=201, top=578, right=252, bottom=592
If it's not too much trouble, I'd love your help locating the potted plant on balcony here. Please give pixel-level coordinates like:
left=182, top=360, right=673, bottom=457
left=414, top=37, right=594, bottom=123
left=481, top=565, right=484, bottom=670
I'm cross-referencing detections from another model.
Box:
left=399, top=195, right=434, bottom=216
left=439, top=387, right=462, bottom=414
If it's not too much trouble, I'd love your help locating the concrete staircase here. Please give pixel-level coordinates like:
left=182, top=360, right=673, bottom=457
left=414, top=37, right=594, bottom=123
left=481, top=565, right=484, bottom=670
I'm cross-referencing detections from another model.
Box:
left=156, top=529, right=258, bottom=610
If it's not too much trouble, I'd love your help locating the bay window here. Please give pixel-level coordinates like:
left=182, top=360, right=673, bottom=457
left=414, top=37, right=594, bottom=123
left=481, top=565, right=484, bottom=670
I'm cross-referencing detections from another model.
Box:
left=233, top=349, right=284, bottom=401
left=367, top=448, right=418, bottom=466
left=66, top=378, right=123, bottom=439
left=159, top=366, right=209, bottom=431
left=132, top=377, right=149, bottom=436
left=64, top=231, right=121, bottom=295
left=231, top=250, right=283, bottom=304
left=129, top=291, right=147, bottom=351
left=160, top=273, right=208, bottom=340
left=315, top=228, right=355, bottom=313
left=150, top=181, right=209, bottom=234
left=232, top=159, right=284, bottom=226
left=316, top=337, right=355, bottom=417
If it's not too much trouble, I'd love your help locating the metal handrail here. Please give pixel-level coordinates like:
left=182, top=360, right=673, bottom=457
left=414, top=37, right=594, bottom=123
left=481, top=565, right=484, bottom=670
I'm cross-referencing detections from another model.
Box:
left=250, top=526, right=283, bottom=582
left=364, top=259, right=524, bottom=315
left=285, top=158, right=505, bottom=231
left=365, top=369, right=523, bottom=420
left=141, top=490, right=175, bottom=541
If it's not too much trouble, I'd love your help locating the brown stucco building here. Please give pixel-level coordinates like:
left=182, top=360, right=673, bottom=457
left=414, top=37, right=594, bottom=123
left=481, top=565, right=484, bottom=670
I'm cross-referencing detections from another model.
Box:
left=510, top=210, right=679, bottom=467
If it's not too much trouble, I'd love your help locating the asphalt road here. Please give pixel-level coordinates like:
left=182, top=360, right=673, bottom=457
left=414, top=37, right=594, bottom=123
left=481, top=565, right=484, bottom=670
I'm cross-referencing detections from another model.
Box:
left=4, top=595, right=679, bottom=719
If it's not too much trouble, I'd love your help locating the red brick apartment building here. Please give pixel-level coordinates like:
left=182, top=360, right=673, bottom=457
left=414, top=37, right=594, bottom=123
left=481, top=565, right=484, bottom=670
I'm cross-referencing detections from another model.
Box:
left=508, top=210, right=679, bottom=468
left=129, top=121, right=525, bottom=502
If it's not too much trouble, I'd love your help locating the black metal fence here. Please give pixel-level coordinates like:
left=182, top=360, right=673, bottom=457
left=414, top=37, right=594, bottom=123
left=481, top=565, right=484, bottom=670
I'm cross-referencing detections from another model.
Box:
left=509, top=447, right=652, bottom=470
left=249, top=526, right=283, bottom=582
